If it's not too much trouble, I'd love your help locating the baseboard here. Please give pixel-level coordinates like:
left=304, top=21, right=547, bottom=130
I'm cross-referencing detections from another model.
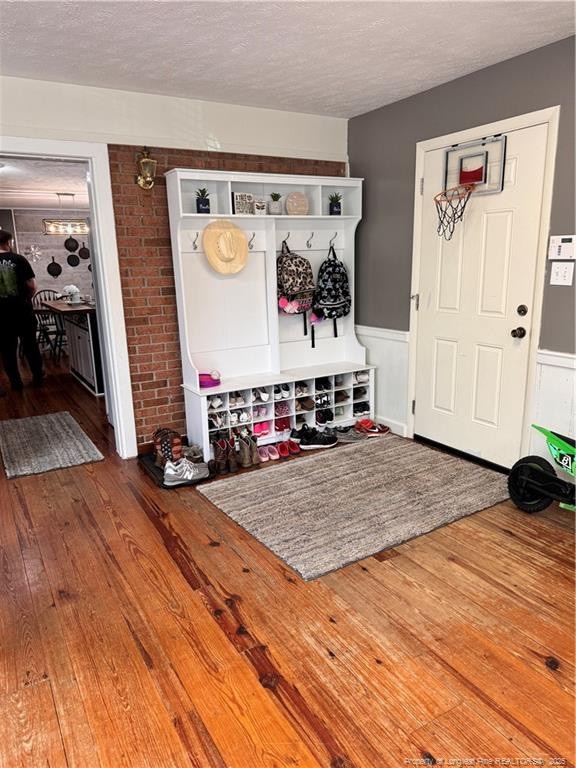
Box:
left=375, top=415, right=408, bottom=437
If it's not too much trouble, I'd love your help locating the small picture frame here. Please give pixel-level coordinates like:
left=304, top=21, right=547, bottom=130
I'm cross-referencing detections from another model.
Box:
left=233, top=192, right=254, bottom=215
left=254, top=199, right=268, bottom=215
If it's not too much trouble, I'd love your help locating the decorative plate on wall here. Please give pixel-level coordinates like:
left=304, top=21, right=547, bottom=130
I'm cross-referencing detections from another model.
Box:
left=285, top=191, right=309, bottom=216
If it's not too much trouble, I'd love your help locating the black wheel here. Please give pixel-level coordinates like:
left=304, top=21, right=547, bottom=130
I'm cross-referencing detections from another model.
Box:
left=508, top=456, right=555, bottom=513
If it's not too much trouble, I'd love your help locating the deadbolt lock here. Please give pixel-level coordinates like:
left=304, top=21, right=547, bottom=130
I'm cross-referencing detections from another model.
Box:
left=517, top=304, right=528, bottom=316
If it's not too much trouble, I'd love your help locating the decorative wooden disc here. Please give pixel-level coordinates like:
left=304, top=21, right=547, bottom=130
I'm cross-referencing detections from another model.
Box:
left=285, top=191, right=309, bottom=216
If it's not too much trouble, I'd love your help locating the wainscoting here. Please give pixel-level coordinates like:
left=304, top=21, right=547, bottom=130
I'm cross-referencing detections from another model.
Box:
left=356, top=326, right=575, bottom=460
left=355, top=325, right=410, bottom=435
left=530, top=350, right=576, bottom=465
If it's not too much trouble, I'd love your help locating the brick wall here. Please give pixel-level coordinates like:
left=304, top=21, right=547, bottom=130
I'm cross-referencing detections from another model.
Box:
left=108, top=145, right=345, bottom=449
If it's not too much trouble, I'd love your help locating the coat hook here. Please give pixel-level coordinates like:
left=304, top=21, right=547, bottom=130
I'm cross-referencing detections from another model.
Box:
left=329, top=232, right=337, bottom=248
left=306, top=231, right=314, bottom=249
left=284, top=232, right=290, bottom=242
left=248, top=232, right=256, bottom=250
left=192, top=232, right=199, bottom=250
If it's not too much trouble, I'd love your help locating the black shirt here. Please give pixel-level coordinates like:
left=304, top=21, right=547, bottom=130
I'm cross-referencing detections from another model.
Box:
left=0, top=250, right=35, bottom=316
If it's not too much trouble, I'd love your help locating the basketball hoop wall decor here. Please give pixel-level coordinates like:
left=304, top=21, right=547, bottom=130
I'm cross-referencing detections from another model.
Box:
left=434, top=184, right=475, bottom=241
left=443, top=134, right=507, bottom=196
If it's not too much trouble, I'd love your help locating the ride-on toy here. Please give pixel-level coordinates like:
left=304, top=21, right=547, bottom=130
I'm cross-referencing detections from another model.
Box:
left=508, top=425, right=575, bottom=513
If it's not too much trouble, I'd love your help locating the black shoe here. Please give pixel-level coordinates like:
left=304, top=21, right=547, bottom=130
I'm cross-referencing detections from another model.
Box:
left=300, top=428, right=338, bottom=450
left=290, top=423, right=313, bottom=443
left=11, top=380, right=23, bottom=392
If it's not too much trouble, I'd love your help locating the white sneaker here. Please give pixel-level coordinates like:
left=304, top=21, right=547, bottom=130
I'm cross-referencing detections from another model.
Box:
left=164, top=458, right=210, bottom=486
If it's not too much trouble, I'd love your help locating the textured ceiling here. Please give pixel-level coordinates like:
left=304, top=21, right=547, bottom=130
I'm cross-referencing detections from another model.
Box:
left=0, top=1, right=573, bottom=118
left=0, top=157, right=89, bottom=209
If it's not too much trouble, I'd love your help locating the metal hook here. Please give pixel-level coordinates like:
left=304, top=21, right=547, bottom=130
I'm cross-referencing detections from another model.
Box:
left=248, top=232, right=256, bottom=251
left=329, top=232, right=337, bottom=248
left=306, top=231, right=314, bottom=249
left=284, top=232, right=290, bottom=242
left=192, top=232, right=199, bottom=250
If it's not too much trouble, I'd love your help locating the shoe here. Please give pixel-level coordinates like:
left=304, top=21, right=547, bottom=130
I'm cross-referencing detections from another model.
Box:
left=258, top=388, right=270, bottom=403
left=353, top=371, right=370, bottom=384
left=281, top=383, right=291, bottom=399
left=353, top=387, right=367, bottom=399
left=275, top=417, right=290, bottom=432
left=297, top=396, right=315, bottom=411
left=315, top=377, right=331, bottom=392
left=229, top=392, right=237, bottom=406
left=353, top=402, right=370, bottom=417
left=239, top=410, right=250, bottom=423
left=335, top=390, right=349, bottom=403
left=227, top=437, right=239, bottom=472
left=208, top=415, right=223, bottom=430
left=11, top=380, right=24, bottom=392
left=355, top=418, right=390, bottom=437
left=258, top=446, right=270, bottom=462
left=300, top=428, right=338, bottom=450
left=287, top=439, right=301, bottom=455
left=277, top=441, right=290, bottom=459
left=229, top=411, right=239, bottom=426
left=182, top=443, right=204, bottom=463
left=253, top=422, right=262, bottom=437
left=290, top=423, right=314, bottom=443
left=334, top=406, right=345, bottom=418
left=273, top=385, right=282, bottom=401
left=334, top=375, right=344, bottom=387
left=238, top=435, right=253, bottom=468
left=212, top=439, right=229, bottom=475
left=274, top=401, right=290, bottom=417
left=267, top=444, right=280, bottom=460
left=164, top=458, right=211, bottom=486
left=295, top=381, right=309, bottom=396
left=315, top=394, right=331, bottom=408
left=259, top=421, right=270, bottom=436
left=208, top=395, right=223, bottom=410
left=336, top=427, right=368, bottom=443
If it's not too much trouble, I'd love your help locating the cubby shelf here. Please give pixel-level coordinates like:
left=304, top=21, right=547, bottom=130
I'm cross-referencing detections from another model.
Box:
left=166, top=168, right=371, bottom=461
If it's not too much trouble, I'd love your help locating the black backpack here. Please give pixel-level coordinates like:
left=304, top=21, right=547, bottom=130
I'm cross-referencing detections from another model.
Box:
left=312, top=245, right=351, bottom=339
left=277, top=240, right=315, bottom=335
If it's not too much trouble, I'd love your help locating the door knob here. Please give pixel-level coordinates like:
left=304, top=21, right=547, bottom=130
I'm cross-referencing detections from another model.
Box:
left=511, top=327, right=526, bottom=339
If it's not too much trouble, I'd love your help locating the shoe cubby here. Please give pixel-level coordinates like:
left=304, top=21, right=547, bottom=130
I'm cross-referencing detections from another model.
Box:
left=334, top=373, right=352, bottom=390
left=229, top=389, right=251, bottom=409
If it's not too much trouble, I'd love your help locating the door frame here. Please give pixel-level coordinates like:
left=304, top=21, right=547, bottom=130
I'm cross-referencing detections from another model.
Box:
left=406, top=106, right=560, bottom=459
left=0, top=135, right=138, bottom=459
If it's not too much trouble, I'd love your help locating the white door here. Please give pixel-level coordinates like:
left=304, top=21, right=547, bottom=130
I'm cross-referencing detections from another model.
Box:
left=414, top=123, right=549, bottom=467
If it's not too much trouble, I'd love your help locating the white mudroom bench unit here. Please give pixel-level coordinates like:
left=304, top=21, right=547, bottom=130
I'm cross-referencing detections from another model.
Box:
left=166, top=168, right=374, bottom=460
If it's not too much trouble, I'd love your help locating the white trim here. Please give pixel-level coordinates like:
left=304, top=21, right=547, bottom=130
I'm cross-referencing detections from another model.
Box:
left=536, top=349, right=576, bottom=370
left=407, top=107, right=561, bottom=461
left=375, top=416, right=408, bottom=438
left=355, top=325, right=409, bottom=343
left=0, top=135, right=137, bottom=459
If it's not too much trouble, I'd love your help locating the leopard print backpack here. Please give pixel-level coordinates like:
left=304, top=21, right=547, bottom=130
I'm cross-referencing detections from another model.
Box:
left=276, top=240, right=315, bottom=335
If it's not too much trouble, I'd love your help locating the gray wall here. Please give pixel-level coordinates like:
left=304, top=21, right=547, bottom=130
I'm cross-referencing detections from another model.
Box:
left=349, top=36, right=575, bottom=354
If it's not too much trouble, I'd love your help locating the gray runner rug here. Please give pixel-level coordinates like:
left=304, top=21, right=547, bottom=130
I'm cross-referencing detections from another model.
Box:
left=198, top=435, right=508, bottom=580
left=0, top=411, right=104, bottom=479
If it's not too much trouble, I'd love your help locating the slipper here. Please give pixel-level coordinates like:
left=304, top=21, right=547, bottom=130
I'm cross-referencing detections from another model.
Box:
left=267, top=444, right=280, bottom=460
left=287, top=439, right=301, bottom=455
left=277, top=441, right=290, bottom=458
left=258, top=446, right=270, bottom=462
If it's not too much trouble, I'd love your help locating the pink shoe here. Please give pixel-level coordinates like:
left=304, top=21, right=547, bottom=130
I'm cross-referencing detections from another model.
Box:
left=259, top=421, right=270, bottom=436
left=267, top=444, right=280, bottom=460
left=253, top=422, right=262, bottom=437
left=258, top=446, right=269, bottom=462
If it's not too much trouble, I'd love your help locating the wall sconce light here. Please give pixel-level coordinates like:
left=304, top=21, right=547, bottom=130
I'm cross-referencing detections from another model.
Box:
left=136, top=147, right=157, bottom=190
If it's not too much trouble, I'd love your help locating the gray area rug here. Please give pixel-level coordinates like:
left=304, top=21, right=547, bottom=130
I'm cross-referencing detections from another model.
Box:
left=0, top=411, right=104, bottom=479
left=198, top=435, right=508, bottom=580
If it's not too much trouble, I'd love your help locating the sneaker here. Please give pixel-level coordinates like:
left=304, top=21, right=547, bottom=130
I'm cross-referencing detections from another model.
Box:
left=273, top=385, right=283, bottom=400
left=295, top=381, right=309, bottom=396
left=353, top=402, right=370, bottom=417
left=336, top=427, right=368, bottom=443
left=300, top=428, right=338, bottom=450
left=353, top=371, right=370, bottom=384
left=316, top=408, right=334, bottom=425
left=334, top=375, right=344, bottom=387
left=315, top=377, right=331, bottom=392
left=164, top=458, right=210, bottom=486
left=281, top=383, right=291, bottom=399
left=290, top=423, right=314, bottom=443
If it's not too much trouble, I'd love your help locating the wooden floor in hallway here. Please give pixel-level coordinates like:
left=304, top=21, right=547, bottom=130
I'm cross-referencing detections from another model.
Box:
left=0, top=368, right=574, bottom=767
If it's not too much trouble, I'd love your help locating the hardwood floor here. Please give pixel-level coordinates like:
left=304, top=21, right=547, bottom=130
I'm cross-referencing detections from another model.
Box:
left=0, top=367, right=574, bottom=767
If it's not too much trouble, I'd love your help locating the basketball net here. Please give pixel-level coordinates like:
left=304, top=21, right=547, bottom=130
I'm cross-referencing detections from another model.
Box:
left=434, top=183, right=475, bottom=241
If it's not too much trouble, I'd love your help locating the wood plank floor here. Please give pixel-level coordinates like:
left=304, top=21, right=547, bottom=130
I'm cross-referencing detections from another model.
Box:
left=0, top=367, right=574, bottom=767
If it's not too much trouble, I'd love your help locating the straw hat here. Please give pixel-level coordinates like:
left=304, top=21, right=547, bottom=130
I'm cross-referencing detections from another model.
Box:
left=203, top=220, right=248, bottom=275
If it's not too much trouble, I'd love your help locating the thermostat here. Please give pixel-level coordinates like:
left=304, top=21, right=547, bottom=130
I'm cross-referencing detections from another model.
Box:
left=548, top=235, right=575, bottom=261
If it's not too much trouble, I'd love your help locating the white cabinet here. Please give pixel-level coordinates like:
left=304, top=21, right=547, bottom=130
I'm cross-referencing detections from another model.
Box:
left=166, top=169, right=371, bottom=459
left=63, top=312, right=104, bottom=395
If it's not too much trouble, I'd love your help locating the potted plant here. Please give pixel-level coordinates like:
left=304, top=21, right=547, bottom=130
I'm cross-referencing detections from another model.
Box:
left=329, top=192, right=342, bottom=216
left=269, top=191, right=283, bottom=215
left=196, top=188, right=210, bottom=214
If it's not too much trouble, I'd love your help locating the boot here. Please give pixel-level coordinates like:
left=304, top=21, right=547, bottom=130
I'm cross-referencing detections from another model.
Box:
left=213, top=439, right=229, bottom=475
left=249, top=434, right=261, bottom=468
left=238, top=436, right=252, bottom=468
left=227, top=437, right=239, bottom=473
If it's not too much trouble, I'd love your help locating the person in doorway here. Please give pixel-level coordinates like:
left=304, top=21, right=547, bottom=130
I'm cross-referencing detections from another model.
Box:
left=0, top=230, right=44, bottom=390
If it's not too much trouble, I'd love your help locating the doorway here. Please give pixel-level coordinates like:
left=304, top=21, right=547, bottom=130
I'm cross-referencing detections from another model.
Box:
left=407, top=107, right=560, bottom=468
left=0, top=136, right=137, bottom=458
